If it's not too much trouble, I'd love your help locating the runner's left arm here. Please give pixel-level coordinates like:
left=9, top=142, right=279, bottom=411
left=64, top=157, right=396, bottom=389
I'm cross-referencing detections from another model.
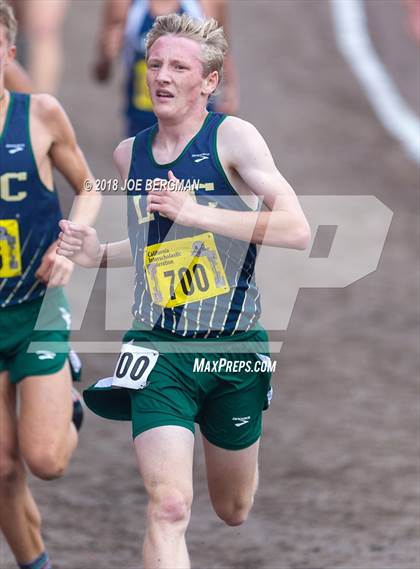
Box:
left=147, top=117, right=311, bottom=249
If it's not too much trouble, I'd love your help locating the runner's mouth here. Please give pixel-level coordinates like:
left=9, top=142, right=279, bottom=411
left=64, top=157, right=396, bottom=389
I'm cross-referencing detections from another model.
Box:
left=156, top=90, right=174, bottom=99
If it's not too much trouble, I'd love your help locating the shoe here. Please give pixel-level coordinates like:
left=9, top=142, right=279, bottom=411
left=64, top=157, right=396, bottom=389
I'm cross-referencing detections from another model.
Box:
left=71, top=387, right=84, bottom=431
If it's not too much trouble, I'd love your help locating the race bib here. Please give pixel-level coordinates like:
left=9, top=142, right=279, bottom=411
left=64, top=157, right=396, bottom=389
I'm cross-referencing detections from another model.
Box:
left=112, top=343, right=159, bottom=390
left=0, top=219, right=22, bottom=278
left=144, top=232, right=230, bottom=308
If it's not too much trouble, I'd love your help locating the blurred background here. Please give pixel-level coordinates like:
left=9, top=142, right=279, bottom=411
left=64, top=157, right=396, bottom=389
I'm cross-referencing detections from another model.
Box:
left=1, top=1, right=419, bottom=568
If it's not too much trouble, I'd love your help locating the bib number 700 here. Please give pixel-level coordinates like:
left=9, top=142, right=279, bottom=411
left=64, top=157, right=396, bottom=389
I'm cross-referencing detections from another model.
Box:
left=164, top=262, right=209, bottom=300
left=112, top=343, right=159, bottom=390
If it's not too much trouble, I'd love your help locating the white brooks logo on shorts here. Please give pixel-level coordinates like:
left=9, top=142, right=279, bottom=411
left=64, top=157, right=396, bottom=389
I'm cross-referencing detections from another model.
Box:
left=192, top=153, right=210, bottom=163
left=6, top=143, right=25, bottom=154
left=232, top=416, right=251, bottom=427
left=36, top=350, right=56, bottom=360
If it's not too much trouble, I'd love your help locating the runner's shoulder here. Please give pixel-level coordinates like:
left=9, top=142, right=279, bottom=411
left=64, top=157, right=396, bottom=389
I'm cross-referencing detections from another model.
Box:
left=219, top=115, right=261, bottom=143
left=114, top=137, right=135, bottom=178
left=30, top=93, right=64, bottom=121
left=114, top=136, right=135, bottom=158
left=29, top=94, right=71, bottom=141
left=218, top=116, right=265, bottom=163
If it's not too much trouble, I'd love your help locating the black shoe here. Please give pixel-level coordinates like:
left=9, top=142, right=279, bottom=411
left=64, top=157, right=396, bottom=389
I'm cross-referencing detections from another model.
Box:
left=72, top=387, right=84, bottom=431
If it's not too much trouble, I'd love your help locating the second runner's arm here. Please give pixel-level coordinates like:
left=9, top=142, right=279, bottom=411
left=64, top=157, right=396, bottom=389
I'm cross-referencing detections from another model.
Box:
left=34, top=94, right=102, bottom=285
left=57, top=136, right=135, bottom=267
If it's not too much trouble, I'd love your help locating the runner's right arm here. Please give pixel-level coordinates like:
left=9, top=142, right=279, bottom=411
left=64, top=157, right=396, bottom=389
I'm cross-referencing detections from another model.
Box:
left=57, top=221, right=133, bottom=268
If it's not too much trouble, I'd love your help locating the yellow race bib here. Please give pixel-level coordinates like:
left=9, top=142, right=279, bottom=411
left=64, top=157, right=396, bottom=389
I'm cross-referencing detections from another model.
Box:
left=133, top=59, right=153, bottom=111
left=144, top=232, right=230, bottom=308
left=0, top=219, right=22, bottom=278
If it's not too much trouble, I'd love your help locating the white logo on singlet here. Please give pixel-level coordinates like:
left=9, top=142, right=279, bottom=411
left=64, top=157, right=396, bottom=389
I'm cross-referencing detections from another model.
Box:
left=6, top=143, right=25, bottom=154
left=192, top=153, right=210, bottom=163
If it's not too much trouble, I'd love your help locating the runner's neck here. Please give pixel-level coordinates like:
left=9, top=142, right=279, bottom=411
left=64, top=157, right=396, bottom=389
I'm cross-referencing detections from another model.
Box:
left=155, top=110, right=209, bottom=152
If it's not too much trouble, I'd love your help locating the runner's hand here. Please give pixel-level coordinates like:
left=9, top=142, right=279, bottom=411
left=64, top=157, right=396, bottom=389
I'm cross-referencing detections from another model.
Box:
left=36, top=240, right=74, bottom=287
left=57, top=220, right=103, bottom=267
left=93, top=29, right=121, bottom=82
left=147, top=171, right=199, bottom=226
left=93, top=56, right=112, bottom=82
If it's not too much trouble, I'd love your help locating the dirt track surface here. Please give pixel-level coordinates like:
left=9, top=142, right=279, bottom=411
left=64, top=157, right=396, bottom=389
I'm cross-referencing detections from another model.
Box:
left=1, top=1, right=419, bottom=568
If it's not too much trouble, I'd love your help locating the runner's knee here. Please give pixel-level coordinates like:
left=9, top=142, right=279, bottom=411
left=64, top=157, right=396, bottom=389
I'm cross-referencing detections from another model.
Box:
left=0, top=454, right=22, bottom=487
left=214, top=496, right=254, bottom=527
left=148, top=486, right=192, bottom=527
left=24, top=445, right=67, bottom=481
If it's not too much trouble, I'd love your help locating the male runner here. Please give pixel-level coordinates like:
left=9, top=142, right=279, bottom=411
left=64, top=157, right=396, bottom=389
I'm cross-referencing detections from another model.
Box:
left=58, top=13, right=310, bottom=569
left=0, top=2, right=101, bottom=568
left=93, top=0, right=239, bottom=135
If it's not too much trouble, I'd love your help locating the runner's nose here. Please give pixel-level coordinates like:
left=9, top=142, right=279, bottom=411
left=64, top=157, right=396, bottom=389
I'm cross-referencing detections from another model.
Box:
left=156, top=63, right=171, bottom=84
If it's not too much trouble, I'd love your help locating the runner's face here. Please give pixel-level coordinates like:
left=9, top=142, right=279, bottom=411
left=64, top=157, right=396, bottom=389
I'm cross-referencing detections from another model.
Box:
left=147, top=35, right=216, bottom=119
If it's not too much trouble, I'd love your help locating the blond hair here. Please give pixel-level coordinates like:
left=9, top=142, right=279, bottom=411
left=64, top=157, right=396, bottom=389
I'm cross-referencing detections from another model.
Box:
left=146, top=13, right=228, bottom=84
left=0, top=1, right=17, bottom=46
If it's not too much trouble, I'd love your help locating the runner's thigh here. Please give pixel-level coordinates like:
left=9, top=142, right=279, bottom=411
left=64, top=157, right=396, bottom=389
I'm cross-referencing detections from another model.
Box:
left=18, top=362, right=73, bottom=455
left=0, top=372, right=19, bottom=476
left=134, top=425, right=194, bottom=498
left=202, top=436, right=260, bottom=505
